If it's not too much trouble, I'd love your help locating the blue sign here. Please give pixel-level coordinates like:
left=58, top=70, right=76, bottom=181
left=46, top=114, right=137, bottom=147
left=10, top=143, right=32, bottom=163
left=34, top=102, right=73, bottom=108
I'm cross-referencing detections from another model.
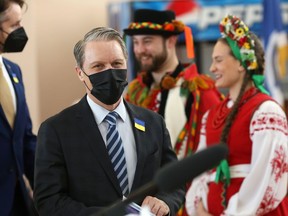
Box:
left=132, top=0, right=288, bottom=41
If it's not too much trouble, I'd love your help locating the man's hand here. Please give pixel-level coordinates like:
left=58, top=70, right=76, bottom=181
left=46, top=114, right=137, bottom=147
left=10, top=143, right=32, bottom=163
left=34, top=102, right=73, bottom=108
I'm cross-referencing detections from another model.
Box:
left=142, top=196, right=170, bottom=216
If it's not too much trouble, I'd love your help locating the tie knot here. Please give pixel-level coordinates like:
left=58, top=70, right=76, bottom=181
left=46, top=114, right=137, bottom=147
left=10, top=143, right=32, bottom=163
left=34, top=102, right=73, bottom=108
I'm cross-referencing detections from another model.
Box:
left=105, top=111, right=119, bottom=126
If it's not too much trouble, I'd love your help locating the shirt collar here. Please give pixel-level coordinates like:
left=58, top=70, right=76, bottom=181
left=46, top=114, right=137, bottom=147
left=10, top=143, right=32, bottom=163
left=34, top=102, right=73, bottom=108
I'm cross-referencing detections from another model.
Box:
left=0, top=56, right=4, bottom=66
left=86, top=95, right=127, bottom=125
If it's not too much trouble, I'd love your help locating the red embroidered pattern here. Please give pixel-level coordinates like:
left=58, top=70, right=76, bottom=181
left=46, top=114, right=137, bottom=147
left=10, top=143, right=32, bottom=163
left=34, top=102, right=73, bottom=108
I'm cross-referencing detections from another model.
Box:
left=256, top=144, right=288, bottom=215
left=271, top=145, right=288, bottom=182
left=256, top=187, right=279, bottom=215
left=250, top=112, right=288, bottom=136
left=149, top=89, right=161, bottom=112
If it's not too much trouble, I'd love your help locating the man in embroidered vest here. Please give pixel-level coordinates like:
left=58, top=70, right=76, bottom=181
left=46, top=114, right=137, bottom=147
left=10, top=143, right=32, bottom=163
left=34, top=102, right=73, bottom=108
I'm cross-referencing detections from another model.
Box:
left=124, top=10, right=223, bottom=215
left=124, top=9, right=222, bottom=159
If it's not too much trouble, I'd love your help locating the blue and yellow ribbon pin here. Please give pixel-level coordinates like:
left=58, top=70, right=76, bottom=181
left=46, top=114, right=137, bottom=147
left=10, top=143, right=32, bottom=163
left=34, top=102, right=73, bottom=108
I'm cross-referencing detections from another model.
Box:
left=134, top=118, right=145, bottom=132
left=12, top=73, right=19, bottom=83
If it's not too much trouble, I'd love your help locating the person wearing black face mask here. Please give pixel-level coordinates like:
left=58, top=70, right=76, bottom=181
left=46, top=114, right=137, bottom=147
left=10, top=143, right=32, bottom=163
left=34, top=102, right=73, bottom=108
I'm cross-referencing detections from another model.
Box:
left=34, top=27, right=185, bottom=216
left=0, top=26, right=28, bottom=52
left=81, top=68, right=128, bottom=105
left=0, top=0, right=37, bottom=216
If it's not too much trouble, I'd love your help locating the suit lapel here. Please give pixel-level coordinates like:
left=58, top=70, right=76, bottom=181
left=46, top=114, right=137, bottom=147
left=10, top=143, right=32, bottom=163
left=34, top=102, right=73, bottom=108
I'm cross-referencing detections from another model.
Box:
left=1, top=60, right=22, bottom=131
left=75, top=97, right=122, bottom=195
left=124, top=101, right=149, bottom=191
left=0, top=100, right=6, bottom=126
left=7, top=63, right=21, bottom=131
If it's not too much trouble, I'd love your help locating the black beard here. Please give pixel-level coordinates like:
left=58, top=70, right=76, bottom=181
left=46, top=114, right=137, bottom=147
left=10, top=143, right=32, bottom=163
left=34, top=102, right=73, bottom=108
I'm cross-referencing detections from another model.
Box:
left=138, top=43, right=168, bottom=72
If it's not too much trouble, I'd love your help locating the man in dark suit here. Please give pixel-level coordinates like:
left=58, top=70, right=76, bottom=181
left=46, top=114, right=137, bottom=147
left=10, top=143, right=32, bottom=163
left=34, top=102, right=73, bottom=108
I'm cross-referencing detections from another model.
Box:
left=0, top=0, right=36, bottom=216
left=34, top=27, right=185, bottom=216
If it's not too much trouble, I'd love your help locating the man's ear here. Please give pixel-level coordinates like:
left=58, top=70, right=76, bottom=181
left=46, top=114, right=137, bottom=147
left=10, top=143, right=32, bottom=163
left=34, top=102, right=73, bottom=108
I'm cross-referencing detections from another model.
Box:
left=75, top=66, right=85, bottom=81
left=167, top=35, right=178, bottom=48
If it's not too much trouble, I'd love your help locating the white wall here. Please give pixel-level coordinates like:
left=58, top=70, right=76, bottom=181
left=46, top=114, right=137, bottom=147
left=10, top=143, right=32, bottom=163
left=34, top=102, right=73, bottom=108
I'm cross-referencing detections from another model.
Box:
left=5, top=0, right=124, bottom=134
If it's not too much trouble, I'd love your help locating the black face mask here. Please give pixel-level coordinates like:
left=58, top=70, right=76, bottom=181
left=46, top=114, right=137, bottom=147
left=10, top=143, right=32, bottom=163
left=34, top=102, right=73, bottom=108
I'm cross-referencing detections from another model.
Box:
left=1, top=27, right=28, bottom=52
left=84, top=68, right=128, bottom=105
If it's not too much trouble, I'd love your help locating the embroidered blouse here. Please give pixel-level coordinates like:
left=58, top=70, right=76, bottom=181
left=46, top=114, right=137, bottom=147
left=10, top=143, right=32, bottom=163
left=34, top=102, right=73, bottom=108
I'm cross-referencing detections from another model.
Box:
left=185, top=88, right=288, bottom=215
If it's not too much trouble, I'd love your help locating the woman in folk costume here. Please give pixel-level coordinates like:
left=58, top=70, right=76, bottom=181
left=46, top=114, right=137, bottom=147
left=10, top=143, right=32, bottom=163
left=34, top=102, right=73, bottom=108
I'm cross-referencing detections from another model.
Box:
left=185, top=14, right=288, bottom=216
left=124, top=9, right=222, bottom=160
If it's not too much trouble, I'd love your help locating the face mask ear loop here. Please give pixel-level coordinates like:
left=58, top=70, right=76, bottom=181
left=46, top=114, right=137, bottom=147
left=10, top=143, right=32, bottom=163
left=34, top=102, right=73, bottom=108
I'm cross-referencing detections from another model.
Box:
left=0, top=28, right=7, bottom=46
left=80, top=67, right=89, bottom=77
left=83, top=80, right=92, bottom=92
left=0, top=27, right=9, bottom=35
left=80, top=67, right=93, bottom=92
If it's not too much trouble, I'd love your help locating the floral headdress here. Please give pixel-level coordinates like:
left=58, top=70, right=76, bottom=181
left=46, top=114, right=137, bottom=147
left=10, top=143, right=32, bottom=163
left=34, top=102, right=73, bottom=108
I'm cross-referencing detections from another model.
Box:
left=219, top=14, right=269, bottom=95
left=219, top=15, right=257, bottom=71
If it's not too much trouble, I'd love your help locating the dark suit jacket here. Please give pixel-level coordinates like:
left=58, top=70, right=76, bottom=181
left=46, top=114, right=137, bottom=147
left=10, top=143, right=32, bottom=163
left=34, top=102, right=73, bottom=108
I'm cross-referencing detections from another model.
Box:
left=0, top=57, right=36, bottom=216
left=34, top=96, right=185, bottom=216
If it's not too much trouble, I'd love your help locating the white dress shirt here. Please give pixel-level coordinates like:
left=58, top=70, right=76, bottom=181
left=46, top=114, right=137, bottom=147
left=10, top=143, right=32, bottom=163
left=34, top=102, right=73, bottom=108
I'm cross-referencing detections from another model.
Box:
left=87, top=95, right=137, bottom=191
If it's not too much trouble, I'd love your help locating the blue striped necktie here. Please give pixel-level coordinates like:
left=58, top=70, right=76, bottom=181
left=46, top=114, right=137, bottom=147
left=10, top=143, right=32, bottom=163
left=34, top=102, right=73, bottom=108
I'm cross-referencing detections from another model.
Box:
left=105, top=111, right=129, bottom=196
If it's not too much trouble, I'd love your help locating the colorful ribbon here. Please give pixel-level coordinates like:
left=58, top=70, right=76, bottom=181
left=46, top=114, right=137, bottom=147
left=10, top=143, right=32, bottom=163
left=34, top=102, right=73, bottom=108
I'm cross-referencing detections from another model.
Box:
left=252, top=74, right=270, bottom=95
left=215, top=159, right=231, bottom=186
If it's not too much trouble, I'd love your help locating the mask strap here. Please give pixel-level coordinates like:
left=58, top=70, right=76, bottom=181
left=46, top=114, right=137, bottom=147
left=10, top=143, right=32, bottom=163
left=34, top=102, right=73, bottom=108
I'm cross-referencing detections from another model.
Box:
left=0, top=27, right=25, bottom=35
left=80, top=68, right=89, bottom=77
left=0, top=28, right=9, bottom=35
left=0, top=29, right=8, bottom=46
left=80, top=68, right=92, bottom=92
left=83, top=81, right=92, bottom=92
left=2, top=30, right=9, bottom=35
